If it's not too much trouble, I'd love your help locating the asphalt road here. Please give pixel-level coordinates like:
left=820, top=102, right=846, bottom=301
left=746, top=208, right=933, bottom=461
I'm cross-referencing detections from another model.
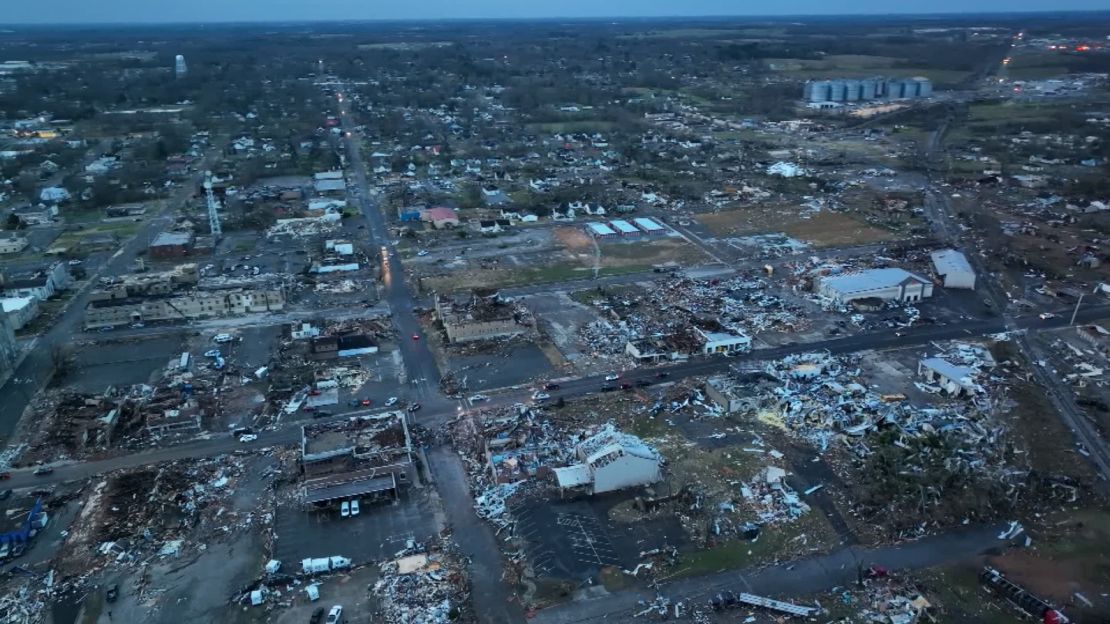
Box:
left=11, top=301, right=1109, bottom=490
left=336, top=91, right=443, bottom=403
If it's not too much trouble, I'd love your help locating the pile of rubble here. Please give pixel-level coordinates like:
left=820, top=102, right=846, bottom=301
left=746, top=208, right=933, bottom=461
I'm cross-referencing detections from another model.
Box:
left=821, top=573, right=934, bottom=624
left=371, top=540, right=470, bottom=624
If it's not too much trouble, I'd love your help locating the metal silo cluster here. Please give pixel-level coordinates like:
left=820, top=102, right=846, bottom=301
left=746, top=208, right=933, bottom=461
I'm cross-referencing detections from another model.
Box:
left=803, top=76, right=932, bottom=102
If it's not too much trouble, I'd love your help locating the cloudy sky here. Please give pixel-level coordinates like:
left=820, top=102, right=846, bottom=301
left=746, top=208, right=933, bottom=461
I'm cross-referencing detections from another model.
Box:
left=6, top=0, right=1102, bottom=24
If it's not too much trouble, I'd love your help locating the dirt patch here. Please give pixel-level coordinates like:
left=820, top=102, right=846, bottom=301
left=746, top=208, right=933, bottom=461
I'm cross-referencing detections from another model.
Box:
left=552, top=227, right=593, bottom=252
left=697, top=207, right=896, bottom=247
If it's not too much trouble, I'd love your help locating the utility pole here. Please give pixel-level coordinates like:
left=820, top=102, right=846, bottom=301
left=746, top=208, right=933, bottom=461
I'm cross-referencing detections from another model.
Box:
left=1070, top=293, right=1085, bottom=326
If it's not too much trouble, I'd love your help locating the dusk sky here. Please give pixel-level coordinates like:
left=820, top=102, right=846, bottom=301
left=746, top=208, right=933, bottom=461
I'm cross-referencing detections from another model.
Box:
left=6, top=0, right=1107, bottom=24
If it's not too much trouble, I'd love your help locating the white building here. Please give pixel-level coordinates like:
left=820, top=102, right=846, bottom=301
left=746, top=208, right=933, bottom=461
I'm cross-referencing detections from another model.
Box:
left=930, top=249, right=976, bottom=290
left=918, top=357, right=981, bottom=396
left=554, top=426, right=662, bottom=495
left=0, top=236, right=28, bottom=254
left=1, top=297, right=38, bottom=330
left=695, top=327, right=751, bottom=355
left=818, top=268, right=933, bottom=304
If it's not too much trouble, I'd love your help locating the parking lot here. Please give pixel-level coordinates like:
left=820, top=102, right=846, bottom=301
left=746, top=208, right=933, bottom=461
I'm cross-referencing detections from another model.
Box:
left=271, top=487, right=443, bottom=567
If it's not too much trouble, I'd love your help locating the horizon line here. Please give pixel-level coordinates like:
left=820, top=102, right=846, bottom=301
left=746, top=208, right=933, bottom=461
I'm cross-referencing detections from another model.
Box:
left=2, top=9, right=1109, bottom=28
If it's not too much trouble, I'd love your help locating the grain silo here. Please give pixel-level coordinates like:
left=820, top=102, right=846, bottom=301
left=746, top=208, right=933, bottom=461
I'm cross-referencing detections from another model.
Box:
left=885, top=79, right=904, bottom=99
left=859, top=78, right=878, bottom=100
left=804, top=81, right=832, bottom=102
left=912, top=77, right=933, bottom=97
left=843, top=80, right=861, bottom=102
left=828, top=80, right=847, bottom=102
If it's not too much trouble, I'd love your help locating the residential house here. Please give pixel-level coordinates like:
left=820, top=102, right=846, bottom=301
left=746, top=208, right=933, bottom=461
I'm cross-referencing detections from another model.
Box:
left=1, top=261, right=71, bottom=301
left=422, top=207, right=460, bottom=230
left=1, top=297, right=38, bottom=330
left=0, top=236, right=28, bottom=254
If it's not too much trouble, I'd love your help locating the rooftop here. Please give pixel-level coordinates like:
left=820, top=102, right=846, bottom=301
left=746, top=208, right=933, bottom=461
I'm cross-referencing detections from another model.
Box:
left=930, top=249, right=974, bottom=275
left=821, top=267, right=929, bottom=294
left=151, top=231, right=193, bottom=247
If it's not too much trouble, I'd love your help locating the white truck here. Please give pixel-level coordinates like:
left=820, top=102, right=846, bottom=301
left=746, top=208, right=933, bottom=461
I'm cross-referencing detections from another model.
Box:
left=301, top=556, right=352, bottom=575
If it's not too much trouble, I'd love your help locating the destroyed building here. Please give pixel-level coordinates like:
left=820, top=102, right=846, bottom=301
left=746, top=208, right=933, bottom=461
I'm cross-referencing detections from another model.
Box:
left=84, top=287, right=285, bottom=329
left=300, top=412, right=417, bottom=505
left=554, top=426, right=662, bottom=495
left=434, top=290, right=526, bottom=343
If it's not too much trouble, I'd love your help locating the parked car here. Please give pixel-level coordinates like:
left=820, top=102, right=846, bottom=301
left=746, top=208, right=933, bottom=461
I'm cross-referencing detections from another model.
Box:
left=0, top=490, right=12, bottom=501
left=604, top=373, right=620, bottom=381
left=469, top=394, right=489, bottom=403
left=340, top=502, right=350, bottom=518
left=33, top=466, right=53, bottom=476
left=0, top=472, right=10, bottom=480
left=384, top=397, right=398, bottom=407
left=407, top=403, right=422, bottom=413
left=349, top=500, right=360, bottom=516
left=544, top=383, right=561, bottom=390
left=310, top=608, right=325, bottom=624
left=325, top=605, right=343, bottom=624
left=239, top=434, right=258, bottom=443
left=213, top=333, right=233, bottom=343
left=532, top=392, right=551, bottom=401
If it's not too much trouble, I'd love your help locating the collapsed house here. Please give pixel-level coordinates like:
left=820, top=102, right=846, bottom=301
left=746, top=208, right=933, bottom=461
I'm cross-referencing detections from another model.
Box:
left=553, top=425, right=662, bottom=495
left=299, top=412, right=417, bottom=506
left=434, top=290, right=528, bottom=343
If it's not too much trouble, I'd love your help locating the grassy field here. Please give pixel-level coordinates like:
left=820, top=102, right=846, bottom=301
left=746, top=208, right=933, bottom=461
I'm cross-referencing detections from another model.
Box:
left=420, top=231, right=710, bottom=293
left=766, top=54, right=971, bottom=85
left=697, top=208, right=896, bottom=248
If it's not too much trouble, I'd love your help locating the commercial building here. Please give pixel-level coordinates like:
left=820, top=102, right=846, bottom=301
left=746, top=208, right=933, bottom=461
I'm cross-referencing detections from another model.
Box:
left=586, top=222, right=617, bottom=239
left=695, top=327, right=752, bottom=355
left=918, top=357, right=981, bottom=396
left=434, top=291, right=525, bottom=343
left=554, top=426, right=662, bottom=495
left=930, top=249, right=976, bottom=289
left=609, top=219, right=640, bottom=237
left=705, top=375, right=746, bottom=413
left=83, top=287, right=285, bottom=329
left=818, top=268, right=933, bottom=304
left=300, top=412, right=416, bottom=505
left=625, top=336, right=685, bottom=363
left=149, top=231, right=194, bottom=258
left=633, top=217, right=666, bottom=235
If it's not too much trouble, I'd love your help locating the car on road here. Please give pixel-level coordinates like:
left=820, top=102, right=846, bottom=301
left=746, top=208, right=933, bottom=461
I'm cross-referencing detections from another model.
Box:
left=1039, top=312, right=1057, bottom=320
left=469, top=394, right=489, bottom=403
left=213, top=333, right=234, bottom=343
left=238, top=434, right=258, bottom=443
left=655, top=372, right=669, bottom=378
left=604, top=373, right=620, bottom=381
left=0, top=472, right=9, bottom=480
left=340, top=502, right=350, bottom=518
left=33, top=466, right=53, bottom=476
left=360, top=399, right=372, bottom=406
left=408, top=403, right=422, bottom=413
left=544, top=383, right=561, bottom=390
left=532, top=392, right=551, bottom=401
left=326, top=606, right=343, bottom=624
left=411, top=334, right=420, bottom=341
left=416, top=250, right=429, bottom=257
left=384, top=397, right=398, bottom=407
